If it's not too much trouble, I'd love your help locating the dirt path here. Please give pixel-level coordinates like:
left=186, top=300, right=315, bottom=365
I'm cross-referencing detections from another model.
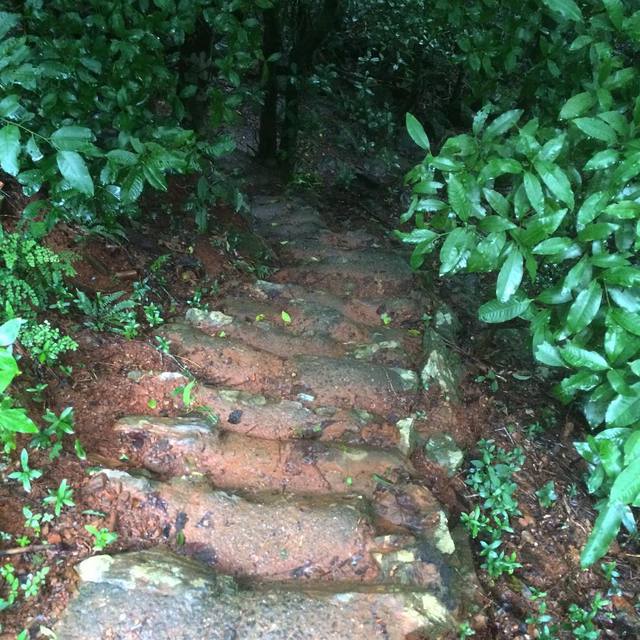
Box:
left=51, top=193, right=482, bottom=639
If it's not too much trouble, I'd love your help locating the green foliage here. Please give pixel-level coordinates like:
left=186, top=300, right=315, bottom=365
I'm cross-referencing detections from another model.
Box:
left=1, top=1, right=264, bottom=233
left=461, top=440, right=524, bottom=578
left=403, top=0, right=640, bottom=566
left=85, top=525, right=118, bottom=551
left=43, top=479, right=75, bottom=516
left=536, top=480, right=559, bottom=508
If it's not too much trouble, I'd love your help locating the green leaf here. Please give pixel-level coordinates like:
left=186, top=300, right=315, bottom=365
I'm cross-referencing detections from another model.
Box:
left=51, top=126, right=93, bottom=151
left=478, top=297, right=531, bottom=323
left=537, top=134, right=566, bottom=162
left=541, top=0, right=583, bottom=21
left=603, top=0, right=624, bottom=28
left=610, top=456, right=640, bottom=503
left=281, top=310, right=292, bottom=324
left=567, top=281, right=602, bottom=333
left=482, top=188, right=510, bottom=217
left=0, top=406, right=38, bottom=434
left=396, top=228, right=437, bottom=245
left=439, top=228, right=474, bottom=276
left=611, top=309, right=640, bottom=336
left=0, top=318, right=24, bottom=347
left=584, top=149, right=619, bottom=171
left=447, top=174, right=471, bottom=221
left=559, top=92, right=595, bottom=119
left=576, top=191, right=608, bottom=229
left=532, top=237, right=575, bottom=255
left=0, top=94, right=19, bottom=118
left=573, top=117, right=617, bottom=144
left=406, top=113, right=430, bottom=151
left=534, top=161, right=574, bottom=209
left=535, top=341, right=567, bottom=367
left=142, top=160, right=167, bottom=191
left=580, top=501, right=623, bottom=568
left=560, top=344, right=610, bottom=371
left=606, top=386, right=640, bottom=427
left=483, top=109, right=523, bottom=140
left=0, top=124, right=20, bottom=176
left=121, top=170, right=145, bottom=203
left=478, top=216, right=516, bottom=233
left=496, top=249, right=523, bottom=302
left=106, top=149, right=139, bottom=166
left=0, top=349, right=19, bottom=392
left=25, top=136, right=43, bottom=162
left=524, top=172, right=545, bottom=215
left=56, top=151, right=94, bottom=196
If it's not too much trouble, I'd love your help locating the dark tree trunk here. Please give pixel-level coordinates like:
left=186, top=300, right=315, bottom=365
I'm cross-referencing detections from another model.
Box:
left=257, top=7, right=281, bottom=160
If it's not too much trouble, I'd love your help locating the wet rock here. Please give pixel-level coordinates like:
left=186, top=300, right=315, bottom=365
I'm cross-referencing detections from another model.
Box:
left=424, top=433, right=465, bottom=476
left=185, top=308, right=234, bottom=330
left=55, top=549, right=462, bottom=640
left=114, top=415, right=410, bottom=497
left=87, top=471, right=448, bottom=589
left=421, top=327, right=462, bottom=402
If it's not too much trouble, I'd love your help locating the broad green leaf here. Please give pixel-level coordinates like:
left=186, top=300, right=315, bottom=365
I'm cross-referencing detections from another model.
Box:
left=479, top=158, right=523, bottom=181
left=584, top=149, right=619, bottom=171
left=56, top=151, right=94, bottom=196
left=0, top=94, right=19, bottom=117
left=121, top=170, right=145, bottom=203
left=0, top=349, right=19, bottom=392
left=535, top=341, right=566, bottom=367
left=560, top=344, right=610, bottom=370
left=558, top=371, right=602, bottom=401
left=567, top=281, right=602, bottom=333
left=0, top=318, right=24, bottom=346
left=439, top=228, right=474, bottom=276
left=429, top=156, right=463, bottom=172
left=541, top=0, right=583, bottom=21
left=25, top=136, right=43, bottom=162
left=397, top=228, right=438, bottom=244
left=406, top=113, right=430, bottom=151
left=559, top=92, right=595, bottom=119
left=580, top=501, right=623, bottom=567
left=578, top=223, right=618, bottom=241
left=447, top=174, right=471, bottom=221
left=281, top=310, right=292, bottom=324
left=483, top=109, right=523, bottom=139
left=573, top=117, right=617, bottom=144
left=606, top=386, right=640, bottom=427
left=604, top=201, right=640, bottom=220
left=524, top=172, right=545, bottom=215
left=534, top=161, right=574, bottom=209
left=478, top=297, right=531, bottom=323
left=0, top=124, right=20, bottom=176
left=624, top=431, right=640, bottom=465
left=142, top=160, right=167, bottom=191
left=611, top=309, right=640, bottom=336
left=602, top=267, right=640, bottom=287
left=496, top=249, right=523, bottom=302
left=478, top=216, right=516, bottom=233
left=482, top=188, right=510, bottom=217
left=0, top=406, right=38, bottom=434
left=576, top=191, right=608, bottom=229
left=603, top=0, right=624, bottom=28
left=537, top=134, right=565, bottom=162
left=532, top=237, right=575, bottom=255
left=106, top=149, right=138, bottom=166
left=51, top=126, right=93, bottom=151
left=610, top=456, right=640, bottom=502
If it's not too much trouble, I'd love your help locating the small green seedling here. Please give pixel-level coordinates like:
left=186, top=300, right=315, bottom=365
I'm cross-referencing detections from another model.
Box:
left=21, top=566, right=49, bottom=598
left=155, top=336, right=171, bottom=354
left=8, top=449, right=42, bottom=492
left=85, top=525, right=118, bottom=551
left=536, top=481, right=558, bottom=509
left=380, top=312, right=392, bottom=325
left=74, top=438, right=87, bottom=460
left=458, top=621, right=476, bottom=638
left=147, top=398, right=158, bottom=409
left=43, top=479, right=74, bottom=516
left=281, top=310, right=292, bottom=325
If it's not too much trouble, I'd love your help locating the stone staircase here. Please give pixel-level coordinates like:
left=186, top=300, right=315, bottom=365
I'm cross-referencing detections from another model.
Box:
left=55, top=196, right=478, bottom=639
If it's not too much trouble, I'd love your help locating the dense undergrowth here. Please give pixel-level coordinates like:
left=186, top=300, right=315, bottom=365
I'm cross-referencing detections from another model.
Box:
left=0, top=0, right=639, bottom=636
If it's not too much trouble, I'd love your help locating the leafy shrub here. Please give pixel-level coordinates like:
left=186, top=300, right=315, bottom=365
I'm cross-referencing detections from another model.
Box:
left=402, top=0, right=640, bottom=566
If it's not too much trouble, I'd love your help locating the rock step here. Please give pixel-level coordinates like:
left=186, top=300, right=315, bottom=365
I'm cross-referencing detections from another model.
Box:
left=193, top=297, right=421, bottom=366
left=247, top=278, right=425, bottom=328
left=271, top=249, right=416, bottom=299
left=158, top=322, right=420, bottom=415
left=85, top=471, right=454, bottom=589
left=113, top=416, right=446, bottom=538
left=127, top=372, right=403, bottom=448
left=55, top=549, right=464, bottom=639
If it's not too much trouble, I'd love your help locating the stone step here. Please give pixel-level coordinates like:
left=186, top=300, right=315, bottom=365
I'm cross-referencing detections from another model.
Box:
left=158, top=322, right=421, bottom=415
left=84, top=471, right=454, bottom=590
left=114, top=415, right=411, bottom=498
left=272, top=249, right=416, bottom=299
left=185, top=304, right=415, bottom=367
left=55, top=549, right=468, bottom=639
left=124, top=371, right=403, bottom=448
left=247, top=279, right=425, bottom=327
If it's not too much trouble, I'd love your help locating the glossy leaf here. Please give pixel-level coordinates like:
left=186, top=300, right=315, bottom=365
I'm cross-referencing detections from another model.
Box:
left=496, top=249, right=523, bottom=302
left=478, top=297, right=531, bottom=323
left=567, top=281, right=602, bottom=333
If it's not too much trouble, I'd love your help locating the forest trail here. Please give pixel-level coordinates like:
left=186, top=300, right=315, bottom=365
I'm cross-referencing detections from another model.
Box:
left=54, top=194, right=479, bottom=639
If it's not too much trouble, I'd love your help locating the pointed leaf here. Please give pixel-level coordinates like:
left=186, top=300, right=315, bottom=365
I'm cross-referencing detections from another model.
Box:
left=496, top=249, right=524, bottom=302
left=478, top=297, right=531, bottom=323
left=567, top=281, right=602, bottom=333
left=406, top=113, right=430, bottom=151
left=56, top=151, right=94, bottom=196
left=580, top=501, right=623, bottom=568
left=560, top=92, right=595, bottom=119
left=606, top=387, right=640, bottom=427
left=560, top=344, right=610, bottom=370
left=447, top=174, right=471, bottom=221
left=610, top=456, right=640, bottom=503
left=0, top=124, right=20, bottom=176
left=524, top=172, right=545, bottom=215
